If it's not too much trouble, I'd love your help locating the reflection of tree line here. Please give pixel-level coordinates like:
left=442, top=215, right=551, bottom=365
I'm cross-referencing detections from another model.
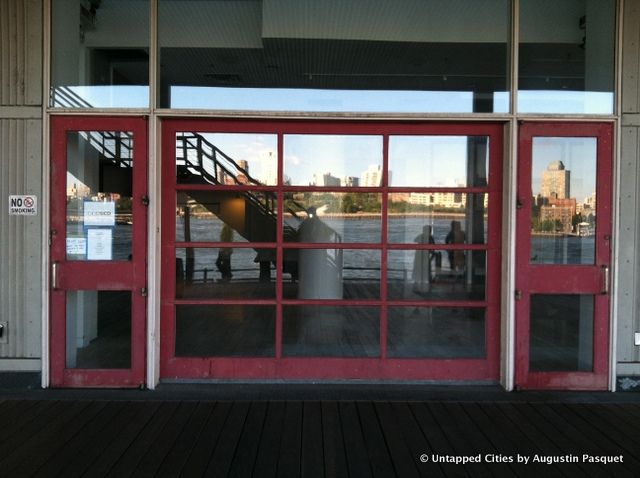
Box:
left=531, top=209, right=595, bottom=233
left=285, top=194, right=471, bottom=214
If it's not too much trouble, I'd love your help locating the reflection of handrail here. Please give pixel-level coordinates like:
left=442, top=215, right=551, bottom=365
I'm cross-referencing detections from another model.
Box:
left=50, top=86, right=94, bottom=108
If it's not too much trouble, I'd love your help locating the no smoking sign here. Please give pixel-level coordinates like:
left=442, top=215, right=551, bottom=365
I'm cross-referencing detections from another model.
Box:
left=9, top=195, right=37, bottom=216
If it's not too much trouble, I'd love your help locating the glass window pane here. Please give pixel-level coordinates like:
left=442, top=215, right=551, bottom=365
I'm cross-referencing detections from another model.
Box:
left=283, top=306, right=379, bottom=357
left=530, top=295, right=594, bottom=371
left=387, top=250, right=486, bottom=301
left=530, top=137, right=596, bottom=264
left=159, top=0, right=510, bottom=113
left=388, top=307, right=485, bottom=358
left=284, top=135, right=383, bottom=187
left=389, top=136, right=489, bottom=187
left=388, top=193, right=487, bottom=245
left=518, top=0, right=615, bottom=114
left=176, top=133, right=278, bottom=186
left=66, top=132, right=133, bottom=261
left=176, top=248, right=276, bottom=299
left=175, top=305, right=275, bottom=357
left=51, top=0, right=149, bottom=108
left=176, top=191, right=277, bottom=243
left=284, top=192, right=382, bottom=243
left=283, top=249, right=380, bottom=300
left=66, top=290, right=131, bottom=368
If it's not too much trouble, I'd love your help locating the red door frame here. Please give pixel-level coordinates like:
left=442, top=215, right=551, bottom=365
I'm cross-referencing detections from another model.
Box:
left=50, top=116, right=148, bottom=388
left=515, top=122, right=613, bottom=390
left=161, top=119, right=503, bottom=381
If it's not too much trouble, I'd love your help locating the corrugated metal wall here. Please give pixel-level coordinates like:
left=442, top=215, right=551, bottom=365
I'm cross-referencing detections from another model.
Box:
left=0, top=0, right=43, bottom=365
left=618, top=0, right=640, bottom=367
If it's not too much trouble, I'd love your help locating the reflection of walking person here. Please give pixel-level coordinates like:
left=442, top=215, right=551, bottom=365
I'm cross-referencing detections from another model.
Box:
left=413, top=225, right=435, bottom=293
left=216, top=224, right=233, bottom=281
left=445, top=220, right=465, bottom=271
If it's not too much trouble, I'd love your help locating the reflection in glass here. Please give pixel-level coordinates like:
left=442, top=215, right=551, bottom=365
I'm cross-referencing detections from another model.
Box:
left=530, top=295, right=594, bottom=371
left=283, top=249, right=380, bottom=300
left=51, top=0, right=149, bottom=108
left=176, top=191, right=277, bottom=243
left=176, top=132, right=277, bottom=185
left=388, top=193, right=487, bottom=245
left=389, top=136, right=489, bottom=187
left=388, top=307, right=485, bottom=358
left=175, top=305, right=275, bottom=357
left=518, top=0, right=615, bottom=114
left=159, top=0, right=509, bottom=112
left=530, top=137, right=596, bottom=265
left=283, top=306, right=379, bottom=357
left=284, top=135, right=383, bottom=186
left=66, top=131, right=133, bottom=261
left=176, top=248, right=276, bottom=299
left=283, top=192, right=381, bottom=243
left=66, top=291, right=131, bottom=369
left=387, top=250, right=486, bottom=301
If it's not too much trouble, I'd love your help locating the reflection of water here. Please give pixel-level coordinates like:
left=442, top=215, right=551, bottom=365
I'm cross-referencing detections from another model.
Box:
left=530, top=236, right=595, bottom=264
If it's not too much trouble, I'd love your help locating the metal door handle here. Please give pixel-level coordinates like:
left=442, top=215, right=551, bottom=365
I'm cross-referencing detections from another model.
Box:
left=52, top=262, right=59, bottom=290
left=601, top=266, right=609, bottom=295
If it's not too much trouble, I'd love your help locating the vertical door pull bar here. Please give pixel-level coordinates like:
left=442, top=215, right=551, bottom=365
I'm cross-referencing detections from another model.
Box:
left=52, top=262, right=59, bottom=290
left=601, top=266, right=609, bottom=295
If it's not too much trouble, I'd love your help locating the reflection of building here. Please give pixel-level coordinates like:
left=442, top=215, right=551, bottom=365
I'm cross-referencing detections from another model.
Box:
left=409, top=191, right=465, bottom=208
left=541, top=160, right=570, bottom=199
left=361, top=164, right=383, bottom=186
left=261, top=150, right=277, bottom=185
left=66, top=182, right=91, bottom=199
left=313, top=172, right=341, bottom=186
left=540, top=204, right=574, bottom=233
left=341, top=176, right=359, bottom=187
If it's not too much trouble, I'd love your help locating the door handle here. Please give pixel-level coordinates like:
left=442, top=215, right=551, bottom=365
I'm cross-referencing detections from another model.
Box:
left=601, top=265, right=609, bottom=295
left=52, top=262, right=59, bottom=290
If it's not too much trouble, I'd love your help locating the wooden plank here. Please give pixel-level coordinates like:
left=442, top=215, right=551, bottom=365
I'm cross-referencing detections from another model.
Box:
left=321, top=401, right=349, bottom=478
left=389, top=402, right=445, bottom=478
left=474, top=403, right=565, bottom=478
left=253, top=401, right=286, bottom=478
left=31, top=401, right=126, bottom=478
left=105, top=402, right=181, bottom=478
left=155, top=401, right=215, bottom=478
left=408, top=402, right=462, bottom=477
left=580, top=405, right=640, bottom=456
left=204, top=401, right=251, bottom=477
left=180, top=401, right=233, bottom=477
left=357, top=402, right=397, bottom=478
left=276, top=401, right=303, bottom=478
left=373, top=402, right=420, bottom=478
left=552, top=404, right=640, bottom=474
left=339, top=401, right=373, bottom=478
left=425, top=402, right=493, bottom=477
left=4, top=401, right=106, bottom=477
left=0, top=400, right=58, bottom=447
left=79, top=401, right=161, bottom=477
left=301, top=401, right=324, bottom=478
left=133, top=401, right=200, bottom=476
left=228, top=402, right=268, bottom=478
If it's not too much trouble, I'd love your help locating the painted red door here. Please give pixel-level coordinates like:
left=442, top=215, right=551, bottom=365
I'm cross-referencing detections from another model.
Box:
left=50, top=116, right=148, bottom=388
left=161, top=120, right=503, bottom=381
left=516, top=122, right=613, bottom=390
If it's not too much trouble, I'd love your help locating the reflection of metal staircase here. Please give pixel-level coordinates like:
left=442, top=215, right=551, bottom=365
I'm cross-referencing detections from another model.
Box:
left=175, top=132, right=302, bottom=243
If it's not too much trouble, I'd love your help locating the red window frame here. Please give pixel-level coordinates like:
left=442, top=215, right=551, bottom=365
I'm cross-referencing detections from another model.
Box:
left=161, top=120, right=503, bottom=381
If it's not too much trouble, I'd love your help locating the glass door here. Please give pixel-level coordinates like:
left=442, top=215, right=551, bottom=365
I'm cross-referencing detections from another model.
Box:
left=516, top=122, right=613, bottom=390
left=50, top=117, right=148, bottom=387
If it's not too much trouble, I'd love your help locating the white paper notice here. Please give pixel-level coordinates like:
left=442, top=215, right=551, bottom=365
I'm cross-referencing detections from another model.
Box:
left=66, top=237, right=87, bottom=256
left=87, top=228, right=113, bottom=260
left=84, top=201, right=116, bottom=226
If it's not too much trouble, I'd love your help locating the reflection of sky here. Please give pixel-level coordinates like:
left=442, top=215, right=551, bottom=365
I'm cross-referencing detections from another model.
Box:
left=53, top=86, right=149, bottom=108
left=284, top=135, right=383, bottom=184
left=171, top=86, right=510, bottom=113
left=532, top=137, right=597, bottom=202
left=389, top=136, right=473, bottom=187
left=518, top=91, right=613, bottom=115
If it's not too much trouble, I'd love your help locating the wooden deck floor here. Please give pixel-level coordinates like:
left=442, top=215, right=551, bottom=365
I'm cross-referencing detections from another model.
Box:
left=1, top=396, right=639, bottom=477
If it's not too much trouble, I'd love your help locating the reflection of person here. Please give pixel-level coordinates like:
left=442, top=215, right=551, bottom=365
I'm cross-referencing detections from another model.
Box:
left=413, top=225, right=436, bottom=293
left=216, top=224, right=233, bottom=281
left=445, top=220, right=465, bottom=271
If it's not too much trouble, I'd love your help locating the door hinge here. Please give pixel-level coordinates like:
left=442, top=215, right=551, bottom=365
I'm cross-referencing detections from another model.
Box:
left=141, top=287, right=148, bottom=297
left=515, top=289, right=522, bottom=300
left=141, top=195, right=150, bottom=206
left=516, top=198, right=523, bottom=209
